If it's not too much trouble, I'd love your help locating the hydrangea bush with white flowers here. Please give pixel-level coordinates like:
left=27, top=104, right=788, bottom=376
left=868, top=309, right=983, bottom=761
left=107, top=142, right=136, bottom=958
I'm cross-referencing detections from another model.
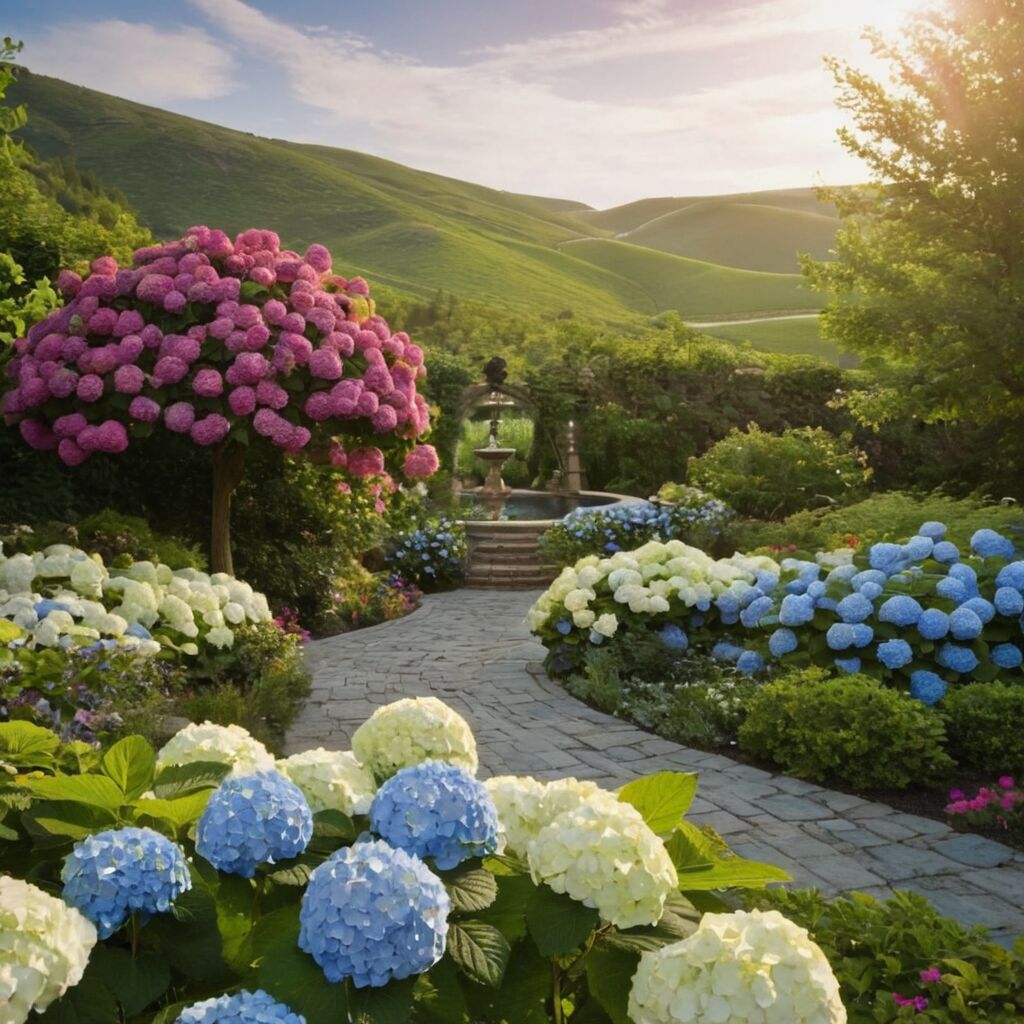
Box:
left=531, top=523, right=1024, bottom=703
left=0, top=698, right=847, bottom=1024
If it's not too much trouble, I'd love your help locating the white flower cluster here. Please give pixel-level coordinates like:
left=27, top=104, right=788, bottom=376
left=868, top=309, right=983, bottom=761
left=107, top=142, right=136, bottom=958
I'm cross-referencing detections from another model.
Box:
left=156, top=721, right=276, bottom=778
left=352, top=696, right=478, bottom=781
left=486, top=775, right=678, bottom=929
left=0, top=545, right=272, bottom=656
left=628, top=909, right=846, bottom=1024
left=528, top=540, right=779, bottom=633
left=0, top=876, right=98, bottom=1024
left=278, top=747, right=377, bottom=815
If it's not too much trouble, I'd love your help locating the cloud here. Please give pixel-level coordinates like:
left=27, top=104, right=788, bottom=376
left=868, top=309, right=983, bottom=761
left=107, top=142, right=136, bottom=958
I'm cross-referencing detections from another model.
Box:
left=26, top=19, right=236, bottom=104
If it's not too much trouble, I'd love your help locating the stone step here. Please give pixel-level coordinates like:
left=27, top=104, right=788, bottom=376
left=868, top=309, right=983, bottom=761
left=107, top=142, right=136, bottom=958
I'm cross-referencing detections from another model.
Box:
left=469, top=542, right=543, bottom=559
left=465, top=564, right=557, bottom=586
left=465, top=576, right=554, bottom=589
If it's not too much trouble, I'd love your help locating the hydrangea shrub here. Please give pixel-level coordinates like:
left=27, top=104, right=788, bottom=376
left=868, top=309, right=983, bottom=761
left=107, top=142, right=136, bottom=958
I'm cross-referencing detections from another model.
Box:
left=385, top=516, right=467, bottom=588
left=0, top=227, right=438, bottom=573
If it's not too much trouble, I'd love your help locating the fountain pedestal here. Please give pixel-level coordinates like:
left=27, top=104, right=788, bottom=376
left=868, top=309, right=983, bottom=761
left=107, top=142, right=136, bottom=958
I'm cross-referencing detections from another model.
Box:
left=473, top=446, right=516, bottom=520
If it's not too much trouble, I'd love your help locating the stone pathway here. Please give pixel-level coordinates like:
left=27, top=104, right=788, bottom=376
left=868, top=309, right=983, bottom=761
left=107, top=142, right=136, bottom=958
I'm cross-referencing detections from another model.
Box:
left=287, top=590, right=1024, bottom=944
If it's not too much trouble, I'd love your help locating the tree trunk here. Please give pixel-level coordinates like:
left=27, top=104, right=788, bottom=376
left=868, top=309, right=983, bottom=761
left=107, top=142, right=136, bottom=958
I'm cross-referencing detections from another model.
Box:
left=210, top=443, right=246, bottom=576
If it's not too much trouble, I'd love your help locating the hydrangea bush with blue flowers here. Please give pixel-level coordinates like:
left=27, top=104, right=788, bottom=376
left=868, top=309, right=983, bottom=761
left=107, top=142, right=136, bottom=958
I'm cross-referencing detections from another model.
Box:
left=0, top=701, right=801, bottom=1024
left=385, top=516, right=468, bottom=589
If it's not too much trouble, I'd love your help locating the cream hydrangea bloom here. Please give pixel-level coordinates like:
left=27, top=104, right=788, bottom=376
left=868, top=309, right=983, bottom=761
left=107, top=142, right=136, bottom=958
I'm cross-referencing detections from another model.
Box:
left=278, top=747, right=377, bottom=815
left=627, top=909, right=846, bottom=1024
left=352, top=696, right=478, bottom=780
left=156, top=721, right=276, bottom=777
left=527, top=798, right=677, bottom=928
left=592, top=613, right=618, bottom=638
left=0, top=876, right=97, bottom=1024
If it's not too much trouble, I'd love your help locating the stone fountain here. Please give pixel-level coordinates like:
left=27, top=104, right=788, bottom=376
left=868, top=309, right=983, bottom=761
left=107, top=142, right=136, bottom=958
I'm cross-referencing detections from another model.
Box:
left=474, top=359, right=517, bottom=520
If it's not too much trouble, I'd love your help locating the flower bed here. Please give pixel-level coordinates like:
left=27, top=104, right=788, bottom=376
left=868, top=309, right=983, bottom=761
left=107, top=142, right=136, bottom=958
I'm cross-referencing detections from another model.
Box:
left=385, top=516, right=467, bottom=588
left=0, top=697, right=879, bottom=1024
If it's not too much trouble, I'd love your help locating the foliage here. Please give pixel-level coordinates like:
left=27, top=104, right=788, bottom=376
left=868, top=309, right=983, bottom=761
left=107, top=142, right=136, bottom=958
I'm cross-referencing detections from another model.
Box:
left=327, top=567, right=422, bottom=633
left=945, top=776, right=1024, bottom=840
left=0, top=250, right=59, bottom=344
left=458, top=415, right=534, bottom=488
left=805, top=0, right=1024, bottom=486
left=745, top=887, right=1024, bottom=1024
left=688, top=423, right=869, bottom=519
left=942, top=682, right=1024, bottom=776
left=419, top=351, right=473, bottom=472
left=737, top=668, right=954, bottom=791
left=386, top=516, right=467, bottom=589
left=0, top=704, right=797, bottom=1024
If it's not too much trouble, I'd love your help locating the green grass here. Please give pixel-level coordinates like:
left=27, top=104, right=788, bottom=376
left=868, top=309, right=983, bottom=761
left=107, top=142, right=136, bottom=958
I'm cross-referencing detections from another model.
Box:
left=696, top=316, right=853, bottom=364
left=561, top=239, right=822, bottom=318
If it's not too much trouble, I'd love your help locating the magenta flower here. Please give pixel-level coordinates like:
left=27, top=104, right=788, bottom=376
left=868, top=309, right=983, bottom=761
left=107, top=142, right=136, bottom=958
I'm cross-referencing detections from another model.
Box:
left=892, top=993, right=929, bottom=1013
left=304, top=243, right=332, bottom=273
left=228, top=387, right=257, bottom=416
left=403, top=444, right=439, bottom=479
left=113, top=310, right=145, bottom=337
left=304, top=391, right=334, bottom=421
left=87, top=308, right=119, bottom=336
left=153, top=357, right=189, bottom=385
left=136, top=274, right=175, bottom=304
left=53, top=413, right=87, bottom=438
left=76, top=374, right=105, bottom=403
left=19, top=419, right=57, bottom=450
left=163, top=290, right=187, bottom=314
left=58, top=438, right=88, bottom=465
left=999, top=776, right=1015, bottom=789
left=57, top=270, right=82, bottom=296
left=371, top=405, right=398, bottom=433
left=309, top=348, right=343, bottom=380
left=114, top=365, right=145, bottom=395
left=129, top=396, right=161, bottom=423
left=347, top=447, right=385, bottom=478
left=233, top=304, right=262, bottom=329
left=91, top=256, right=118, bottom=276
left=193, top=368, right=224, bottom=398
left=226, top=352, right=270, bottom=386
left=191, top=414, right=231, bottom=446
left=164, top=402, right=196, bottom=433
left=255, top=380, right=288, bottom=409
left=94, top=420, right=129, bottom=453
left=919, top=967, right=942, bottom=984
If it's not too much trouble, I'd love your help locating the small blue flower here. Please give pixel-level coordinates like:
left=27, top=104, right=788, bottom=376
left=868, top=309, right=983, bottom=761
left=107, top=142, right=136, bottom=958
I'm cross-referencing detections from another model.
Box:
left=909, top=670, right=947, bottom=705
left=712, top=641, right=744, bottom=663
left=126, top=623, right=152, bottom=640
left=33, top=599, right=71, bottom=618
left=869, top=542, right=906, bottom=575
left=715, top=593, right=740, bottom=616
left=918, top=521, right=946, bottom=540
left=660, top=624, right=689, bottom=651
left=588, top=630, right=604, bottom=645
left=834, top=657, right=861, bottom=674
left=768, top=628, right=798, bottom=656
left=917, top=608, right=950, bottom=640
left=196, top=771, right=313, bottom=878
left=555, top=619, right=572, bottom=636
left=949, top=606, right=983, bottom=640
left=971, top=529, right=1015, bottom=559
left=936, top=577, right=968, bottom=604
left=369, top=761, right=499, bottom=870
left=826, top=623, right=857, bottom=651
left=740, top=596, right=774, bottom=629
left=175, top=990, right=305, bottom=1024
left=961, top=596, right=995, bottom=624
left=62, top=827, right=190, bottom=939
left=992, top=643, right=1023, bottom=669
left=852, top=570, right=887, bottom=592
left=826, top=564, right=860, bottom=584
left=754, top=570, right=779, bottom=593
left=851, top=623, right=874, bottom=648
left=932, top=541, right=960, bottom=564
left=736, top=651, right=765, bottom=675
left=936, top=643, right=979, bottom=675
left=903, top=535, right=934, bottom=561
left=878, top=595, right=923, bottom=627
left=779, top=593, right=815, bottom=627
left=994, top=587, right=1024, bottom=617
left=837, top=593, right=873, bottom=624
left=995, top=560, right=1024, bottom=590
left=877, top=639, right=913, bottom=670
left=859, top=582, right=884, bottom=601
left=299, top=839, right=449, bottom=988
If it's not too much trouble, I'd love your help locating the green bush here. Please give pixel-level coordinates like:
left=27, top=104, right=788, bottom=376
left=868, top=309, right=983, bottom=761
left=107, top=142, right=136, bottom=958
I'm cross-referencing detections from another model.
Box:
left=745, top=888, right=1024, bottom=1023
left=943, top=682, right=1024, bottom=777
left=77, top=509, right=206, bottom=568
left=738, top=669, right=954, bottom=790
left=689, top=424, right=868, bottom=519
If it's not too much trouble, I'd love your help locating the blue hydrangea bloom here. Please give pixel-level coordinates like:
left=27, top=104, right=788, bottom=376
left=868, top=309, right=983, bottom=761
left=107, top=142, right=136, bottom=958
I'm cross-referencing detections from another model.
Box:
left=690, top=613, right=706, bottom=627
left=740, top=596, right=774, bottom=629
left=869, top=543, right=906, bottom=575
left=837, top=593, right=873, bottom=624
left=917, top=608, right=950, bottom=640
left=816, top=597, right=839, bottom=612
left=851, top=623, right=874, bottom=648
left=932, top=541, right=960, bottom=564
left=994, top=587, right=1024, bottom=617
left=936, top=577, right=968, bottom=604
left=991, top=643, right=1023, bottom=669
left=711, top=641, right=744, bottom=662
left=34, top=598, right=71, bottom=618
left=826, top=623, right=857, bottom=651
left=299, top=839, right=449, bottom=987
left=736, top=651, right=765, bottom=675
left=826, top=564, right=860, bottom=584
left=936, top=643, right=979, bottom=675
left=971, top=529, right=1015, bottom=559
left=961, top=597, right=995, bottom=624
left=779, top=593, right=815, bottom=627
left=754, top=570, right=779, bottom=593
left=715, top=592, right=740, bottom=615
left=175, top=990, right=305, bottom=1024
left=126, top=622, right=152, bottom=640
left=903, top=535, right=934, bottom=561
left=834, top=657, right=861, bottom=674
left=588, top=630, right=605, bottom=645
left=660, top=623, right=689, bottom=650
left=910, top=671, right=948, bottom=706
left=919, top=521, right=946, bottom=539
left=859, top=582, right=884, bottom=602
left=993, top=562, right=1024, bottom=593
left=369, top=761, right=499, bottom=869
left=948, top=563, right=978, bottom=585
left=737, top=587, right=765, bottom=609
left=949, top=607, right=983, bottom=640
left=768, top=628, right=798, bottom=656
left=877, top=639, right=913, bottom=670
left=878, top=595, right=923, bottom=627
left=196, top=771, right=313, bottom=878
left=852, top=570, right=887, bottom=591
left=555, top=619, right=572, bottom=636
left=806, top=581, right=827, bottom=601
left=62, top=827, right=190, bottom=939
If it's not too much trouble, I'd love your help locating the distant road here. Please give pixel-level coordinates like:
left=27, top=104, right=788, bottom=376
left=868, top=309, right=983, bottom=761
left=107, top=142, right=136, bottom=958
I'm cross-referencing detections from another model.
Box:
left=685, top=312, right=821, bottom=328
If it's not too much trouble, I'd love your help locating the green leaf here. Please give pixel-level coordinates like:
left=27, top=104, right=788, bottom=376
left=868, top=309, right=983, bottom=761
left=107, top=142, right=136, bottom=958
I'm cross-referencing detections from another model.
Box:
left=86, top=948, right=170, bottom=1016
left=101, top=735, right=155, bottom=800
left=447, top=920, right=511, bottom=988
left=444, top=865, right=498, bottom=913
left=146, top=882, right=226, bottom=979
left=617, top=772, right=697, bottom=834
left=0, top=720, right=60, bottom=767
left=23, top=774, right=127, bottom=810
left=462, top=944, right=549, bottom=1024
left=414, top=959, right=469, bottom=1024
left=472, top=873, right=534, bottom=943
left=348, top=978, right=415, bottom=1024
left=666, top=824, right=791, bottom=891
left=600, top=891, right=699, bottom=953
left=131, top=790, right=212, bottom=834
left=309, top=807, right=356, bottom=846
left=256, top=935, right=346, bottom=1024
left=23, top=799, right=119, bottom=841
left=264, top=860, right=315, bottom=886
left=585, top=944, right=640, bottom=1024
left=152, top=760, right=230, bottom=799
left=36, top=979, right=119, bottom=1024
left=526, top=885, right=599, bottom=956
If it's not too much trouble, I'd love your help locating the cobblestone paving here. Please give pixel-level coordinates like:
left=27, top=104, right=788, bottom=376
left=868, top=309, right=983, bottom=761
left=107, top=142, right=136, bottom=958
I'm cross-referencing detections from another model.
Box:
left=287, top=590, right=1024, bottom=944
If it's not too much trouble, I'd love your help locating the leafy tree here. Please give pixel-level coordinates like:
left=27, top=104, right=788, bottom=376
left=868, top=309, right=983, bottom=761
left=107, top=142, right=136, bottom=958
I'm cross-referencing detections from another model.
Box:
left=805, top=0, right=1024, bottom=482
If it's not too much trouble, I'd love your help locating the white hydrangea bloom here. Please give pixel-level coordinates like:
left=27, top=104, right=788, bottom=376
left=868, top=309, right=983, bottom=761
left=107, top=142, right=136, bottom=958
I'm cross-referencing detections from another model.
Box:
left=0, top=876, right=97, bottom=1023
left=817, top=548, right=856, bottom=569
left=564, top=588, right=595, bottom=613
left=628, top=909, right=846, bottom=1024
left=278, top=748, right=377, bottom=815
left=205, top=626, right=234, bottom=649
left=572, top=609, right=596, bottom=629
left=528, top=799, right=678, bottom=928
left=592, top=613, right=618, bottom=638
left=69, top=557, right=106, bottom=598
left=156, top=721, right=276, bottom=777
left=352, top=696, right=478, bottom=780
left=0, top=553, right=36, bottom=595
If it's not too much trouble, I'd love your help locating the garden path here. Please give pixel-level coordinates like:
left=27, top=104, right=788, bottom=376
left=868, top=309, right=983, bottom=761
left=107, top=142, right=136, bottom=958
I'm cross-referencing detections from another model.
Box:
left=287, top=590, right=1024, bottom=945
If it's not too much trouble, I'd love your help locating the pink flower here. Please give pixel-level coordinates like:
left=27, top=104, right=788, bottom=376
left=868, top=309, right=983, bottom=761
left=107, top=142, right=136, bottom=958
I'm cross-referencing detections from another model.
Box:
left=153, top=356, right=189, bottom=385
left=244, top=324, right=270, bottom=350
left=79, top=274, right=117, bottom=300
left=53, top=413, right=88, bottom=438
left=56, top=270, right=82, bottom=296
left=140, top=324, right=163, bottom=349
left=279, top=333, right=312, bottom=366
left=164, top=402, right=196, bottom=433
left=233, top=304, right=262, bottom=329
left=284, top=425, right=311, bottom=453
left=228, top=387, right=257, bottom=416
left=190, top=413, right=231, bottom=446
left=403, top=444, right=439, bottom=479
left=355, top=329, right=380, bottom=353
left=58, top=438, right=89, bottom=465
left=356, top=390, right=379, bottom=416
left=363, top=362, right=393, bottom=396
left=76, top=374, right=104, bottom=403
left=91, top=256, right=118, bottom=276
left=87, top=308, right=119, bottom=336
left=347, top=447, right=385, bottom=478
left=255, top=379, right=288, bottom=409
left=919, top=968, right=942, bottom=984
left=328, top=440, right=347, bottom=467
left=226, top=352, right=271, bottom=386
left=118, top=336, right=144, bottom=363
left=326, top=331, right=355, bottom=357
left=999, top=776, right=1015, bottom=790
left=112, top=310, right=145, bottom=338
left=94, top=420, right=129, bottom=453
left=263, top=299, right=288, bottom=326
left=209, top=317, right=235, bottom=340
left=163, top=290, right=187, bottom=314
left=304, top=243, right=332, bottom=273
left=347, top=276, right=370, bottom=296
left=371, top=405, right=398, bottom=433
left=114, top=364, right=146, bottom=394
left=309, top=348, right=343, bottom=380
left=129, top=396, right=161, bottom=422
left=304, top=391, right=334, bottom=421
left=48, top=369, right=79, bottom=398
left=305, top=308, right=335, bottom=336
left=136, top=274, right=175, bottom=303
left=253, top=408, right=284, bottom=438
left=19, top=419, right=57, bottom=450
left=280, top=312, right=306, bottom=334
left=192, top=368, right=224, bottom=397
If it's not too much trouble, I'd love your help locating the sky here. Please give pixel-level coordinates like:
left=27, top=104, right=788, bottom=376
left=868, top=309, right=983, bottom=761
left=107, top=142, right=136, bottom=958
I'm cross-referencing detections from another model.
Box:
left=3, top=0, right=926, bottom=208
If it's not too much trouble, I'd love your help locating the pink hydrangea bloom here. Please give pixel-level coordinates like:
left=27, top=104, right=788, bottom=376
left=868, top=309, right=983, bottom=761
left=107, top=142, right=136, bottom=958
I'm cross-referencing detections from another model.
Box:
left=228, top=386, right=257, bottom=416
left=53, top=412, right=87, bottom=438
left=163, top=290, right=187, bottom=314
left=304, top=391, right=334, bottom=421
left=58, top=438, right=88, bottom=465
left=153, top=357, right=189, bottom=385
left=112, top=310, right=145, bottom=338
left=403, top=444, right=439, bottom=479
left=280, top=312, right=306, bottom=335
left=226, top=352, right=271, bottom=386
left=76, top=374, right=105, bottom=402
left=209, top=317, right=235, bottom=340
left=249, top=266, right=276, bottom=287
left=193, top=368, right=224, bottom=397
left=79, top=275, right=117, bottom=300
left=136, top=274, right=175, bottom=303
left=309, top=348, right=343, bottom=380
left=114, top=364, right=146, bottom=394
left=255, top=379, right=288, bottom=409
left=234, top=304, right=262, bottom=329
left=56, top=270, right=82, bottom=296
left=19, top=419, right=57, bottom=450
left=328, top=440, right=347, bottom=467
left=263, top=299, right=288, bottom=325
left=118, top=335, right=144, bottom=363
left=304, top=243, right=332, bottom=273
left=140, top=324, right=163, bottom=349
left=87, top=308, right=119, bottom=336
left=91, top=256, right=118, bottom=276
left=326, top=331, right=355, bottom=357
left=48, top=369, right=79, bottom=399
left=164, top=402, right=196, bottom=433
left=371, top=405, right=398, bottom=433
left=95, top=420, right=129, bottom=453
left=129, top=396, right=161, bottom=423
left=356, top=390, right=379, bottom=416
left=999, top=776, right=1015, bottom=789
left=347, top=447, right=385, bottom=478
left=243, top=324, right=270, bottom=351
left=279, top=333, right=312, bottom=366
left=191, top=414, right=231, bottom=446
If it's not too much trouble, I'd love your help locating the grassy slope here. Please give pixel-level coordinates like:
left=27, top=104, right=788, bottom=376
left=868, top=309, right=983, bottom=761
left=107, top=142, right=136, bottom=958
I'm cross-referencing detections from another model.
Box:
left=561, top=239, right=822, bottom=318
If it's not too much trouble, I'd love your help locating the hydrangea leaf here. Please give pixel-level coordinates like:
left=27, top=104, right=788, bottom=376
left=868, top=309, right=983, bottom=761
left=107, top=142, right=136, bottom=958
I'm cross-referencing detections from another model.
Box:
left=462, top=943, right=549, bottom=1024
left=151, top=761, right=230, bottom=800
left=23, top=798, right=119, bottom=841
left=617, top=771, right=697, bottom=834
left=101, top=735, right=155, bottom=800
left=131, top=791, right=212, bottom=835
left=35, top=977, right=119, bottom=1024
left=447, top=920, right=511, bottom=988
left=585, top=944, right=641, bottom=1024
left=256, top=931, right=347, bottom=1024
left=525, top=886, right=600, bottom=957
left=471, top=872, right=534, bottom=943
left=443, top=864, right=498, bottom=913
left=85, top=948, right=170, bottom=1017
left=348, top=978, right=415, bottom=1024
left=599, top=891, right=700, bottom=954
left=0, top=720, right=61, bottom=769
left=146, top=881, right=225, bottom=980
left=413, top=959, right=469, bottom=1024
left=666, top=824, right=791, bottom=891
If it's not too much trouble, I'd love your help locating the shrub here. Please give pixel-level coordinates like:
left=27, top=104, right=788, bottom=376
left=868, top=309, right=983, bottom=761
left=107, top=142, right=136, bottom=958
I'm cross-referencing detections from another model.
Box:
left=688, top=424, right=868, bottom=519
left=943, top=682, right=1024, bottom=776
left=745, top=888, right=1024, bottom=1023
left=738, top=669, right=954, bottom=790
left=385, top=516, right=467, bottom=588
left=323, top=564, right=422, bottom=634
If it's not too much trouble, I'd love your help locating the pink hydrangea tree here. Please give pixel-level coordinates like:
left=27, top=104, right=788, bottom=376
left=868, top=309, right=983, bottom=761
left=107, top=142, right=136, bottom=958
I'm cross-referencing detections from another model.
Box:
left=1, top=226, right=439, bottom=574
